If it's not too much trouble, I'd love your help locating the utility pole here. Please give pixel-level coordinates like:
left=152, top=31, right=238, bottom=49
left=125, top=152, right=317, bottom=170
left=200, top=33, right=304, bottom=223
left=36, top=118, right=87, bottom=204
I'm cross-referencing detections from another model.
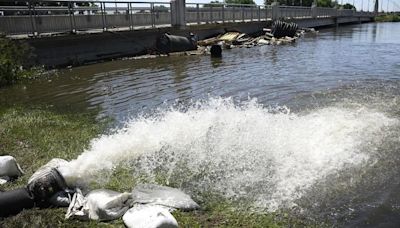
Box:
left=374, top=0, right=379, bottom=13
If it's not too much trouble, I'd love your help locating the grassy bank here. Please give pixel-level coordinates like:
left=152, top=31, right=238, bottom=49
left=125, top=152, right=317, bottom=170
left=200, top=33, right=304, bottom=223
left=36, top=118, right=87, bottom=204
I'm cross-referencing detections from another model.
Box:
left=375, top=14, right=400, bottom=22
left=0, top=35, right=40, bottom=87
left=0, top=106, right=320, bottom=227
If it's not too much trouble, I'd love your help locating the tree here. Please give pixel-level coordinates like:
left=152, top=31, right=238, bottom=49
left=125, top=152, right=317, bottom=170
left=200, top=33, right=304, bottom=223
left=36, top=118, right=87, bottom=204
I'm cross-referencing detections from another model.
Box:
left=226, top=0, right=256, bottom=5
left=341, top=3, right=356, bottom=9
left=264, top=0, right=339, bottom=7
left=204, top=1, right=224, bottom=7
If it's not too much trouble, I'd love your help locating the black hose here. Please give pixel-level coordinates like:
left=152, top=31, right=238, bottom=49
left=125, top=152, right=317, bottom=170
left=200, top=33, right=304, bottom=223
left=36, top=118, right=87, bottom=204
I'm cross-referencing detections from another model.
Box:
left=0, top=188, right=35, bottom=217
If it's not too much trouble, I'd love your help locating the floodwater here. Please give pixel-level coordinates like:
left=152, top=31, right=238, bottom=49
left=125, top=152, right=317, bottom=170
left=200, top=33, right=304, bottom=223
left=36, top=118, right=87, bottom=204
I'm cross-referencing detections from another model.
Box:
left=2, top=22, right=400, bottom=227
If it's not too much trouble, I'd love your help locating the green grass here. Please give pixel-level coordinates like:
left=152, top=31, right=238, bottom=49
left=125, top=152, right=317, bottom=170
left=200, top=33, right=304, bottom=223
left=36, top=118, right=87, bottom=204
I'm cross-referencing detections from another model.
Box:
left=375, top=14, right=400, bottom=22
left=0, top=106, right=322, bottom=227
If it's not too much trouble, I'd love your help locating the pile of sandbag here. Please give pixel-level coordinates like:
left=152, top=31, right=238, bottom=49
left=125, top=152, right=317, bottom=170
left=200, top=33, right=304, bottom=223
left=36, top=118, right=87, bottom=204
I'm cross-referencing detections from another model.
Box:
left=1, top=156, right=200, bottom=227
left=65, top=184, right=200, bottom=227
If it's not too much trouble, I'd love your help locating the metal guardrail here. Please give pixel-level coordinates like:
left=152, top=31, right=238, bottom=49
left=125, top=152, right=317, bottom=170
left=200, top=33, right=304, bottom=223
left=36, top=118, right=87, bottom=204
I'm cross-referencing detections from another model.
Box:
left=0, top=0, right=172, bottom=35
left=0, top=0, right=376, bottom=37
left=185, top=3, right=271, bottom=24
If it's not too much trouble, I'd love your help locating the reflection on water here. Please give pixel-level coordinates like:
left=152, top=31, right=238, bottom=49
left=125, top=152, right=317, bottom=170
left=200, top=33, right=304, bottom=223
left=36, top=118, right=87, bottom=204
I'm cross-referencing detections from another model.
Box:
left=1, top=22, right=400, bottom=227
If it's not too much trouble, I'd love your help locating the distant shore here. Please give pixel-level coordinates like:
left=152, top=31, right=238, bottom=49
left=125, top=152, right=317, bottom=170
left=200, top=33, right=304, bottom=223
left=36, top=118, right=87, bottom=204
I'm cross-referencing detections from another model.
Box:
left=375, top=14, right=400, bottom=22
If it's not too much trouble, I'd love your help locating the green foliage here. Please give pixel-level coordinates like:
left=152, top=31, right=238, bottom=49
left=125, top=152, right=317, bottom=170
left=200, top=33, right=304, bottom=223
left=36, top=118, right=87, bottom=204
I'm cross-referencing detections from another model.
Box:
left=317, top=0, right=335, bottom=7
left=204, top=0, right=224, bottom=7
left=264, top=0, right=341, bottom=7
left=264, top=0, right=314, bottom=6
left=206, top=0, right=255, bottom=7
left=342, top=3, right=356, bottom=9
left=375, top=14, right=400, bottom=22
left=226, top=0, right=256, bottom=5
left=0, top=35, right=35, bottom=87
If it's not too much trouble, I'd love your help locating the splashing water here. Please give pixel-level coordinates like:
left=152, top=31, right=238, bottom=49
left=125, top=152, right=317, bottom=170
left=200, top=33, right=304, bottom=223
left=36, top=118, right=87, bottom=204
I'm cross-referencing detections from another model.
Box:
left=63, top=97, right=396, bottom=211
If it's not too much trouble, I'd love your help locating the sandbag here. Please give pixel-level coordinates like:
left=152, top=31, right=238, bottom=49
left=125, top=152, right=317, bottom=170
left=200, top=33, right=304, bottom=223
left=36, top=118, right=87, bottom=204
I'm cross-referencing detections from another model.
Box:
left=123, top=204, right=178, bottom=228
left=0, top=155, right=24, bottom=182
left=131, top=184, right=199, bottom=211
left=66, top=188, right=133, bottom=221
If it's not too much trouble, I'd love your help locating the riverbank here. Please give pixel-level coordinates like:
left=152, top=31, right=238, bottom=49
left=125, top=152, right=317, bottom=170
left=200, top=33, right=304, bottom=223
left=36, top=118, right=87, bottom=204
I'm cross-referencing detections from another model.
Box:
left=375, top=14, right=400, bottom=22
left=0, top=105, right=324, bottom=227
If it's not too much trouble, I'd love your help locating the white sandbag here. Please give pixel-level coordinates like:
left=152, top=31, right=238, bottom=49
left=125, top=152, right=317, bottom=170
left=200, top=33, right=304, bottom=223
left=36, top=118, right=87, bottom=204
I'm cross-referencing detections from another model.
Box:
left=123, top=204, right=178, bottom=228
left=257, top=39, right=270, bottom=45
left=0, top=176, right=10, bottom=185
left=66, top=188, right=87, bottom=219
left=66, top=188, right=133, bottom=221
left=0, top=155, right=24, bottom=180
left=132, top=184, right=199, bottom=211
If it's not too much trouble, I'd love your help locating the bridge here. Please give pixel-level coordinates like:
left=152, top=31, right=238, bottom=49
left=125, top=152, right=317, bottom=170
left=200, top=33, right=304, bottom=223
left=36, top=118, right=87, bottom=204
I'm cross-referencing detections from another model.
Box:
left=0, top=1, right=377, bottom=67
left=0, top=0, right=375, bottom=36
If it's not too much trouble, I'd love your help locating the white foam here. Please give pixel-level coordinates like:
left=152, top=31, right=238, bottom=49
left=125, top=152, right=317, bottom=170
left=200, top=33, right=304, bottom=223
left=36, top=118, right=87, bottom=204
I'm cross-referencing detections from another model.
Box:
left=64, top=98, right=396, bottom=211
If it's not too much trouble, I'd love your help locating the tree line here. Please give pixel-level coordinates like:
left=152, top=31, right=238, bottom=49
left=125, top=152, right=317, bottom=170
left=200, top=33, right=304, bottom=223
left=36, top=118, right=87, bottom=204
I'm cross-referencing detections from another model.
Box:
left=206, top=0, right=355, bottom=9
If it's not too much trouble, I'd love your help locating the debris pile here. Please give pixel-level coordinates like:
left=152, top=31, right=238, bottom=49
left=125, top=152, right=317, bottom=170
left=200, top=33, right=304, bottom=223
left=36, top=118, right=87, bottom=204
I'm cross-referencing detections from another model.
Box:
left=198, top=21, right=310, bottom=50
left=152, top=21, right=317, bottom=57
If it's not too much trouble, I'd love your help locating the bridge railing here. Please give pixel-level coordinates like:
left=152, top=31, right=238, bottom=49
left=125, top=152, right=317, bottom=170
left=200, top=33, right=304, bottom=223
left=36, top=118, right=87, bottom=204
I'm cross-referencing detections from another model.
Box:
left=0, top=0, right=376, bottom=37
left=185, top=3, right=271, bottom=25
left=279, top=6, right=312, bottom=19
left=337, top=9, right=354, bottom=17
left=0, top=0, right=172, bottom=35
left=316, top=7, right=338, bottom=17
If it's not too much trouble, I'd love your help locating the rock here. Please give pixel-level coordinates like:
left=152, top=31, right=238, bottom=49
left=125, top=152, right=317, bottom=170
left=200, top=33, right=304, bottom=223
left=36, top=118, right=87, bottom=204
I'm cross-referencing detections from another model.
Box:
left=123, top=204, right=178, bottom=228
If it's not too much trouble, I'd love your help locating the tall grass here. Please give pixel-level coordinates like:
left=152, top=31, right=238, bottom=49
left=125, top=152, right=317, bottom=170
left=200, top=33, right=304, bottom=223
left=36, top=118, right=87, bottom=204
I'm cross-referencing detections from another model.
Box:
left=0, top=35, right=36, bottom=87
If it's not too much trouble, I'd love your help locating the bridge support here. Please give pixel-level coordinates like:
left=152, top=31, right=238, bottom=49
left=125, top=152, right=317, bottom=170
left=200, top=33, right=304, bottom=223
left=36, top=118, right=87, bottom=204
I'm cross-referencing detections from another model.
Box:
left=171, top=0, right=186, bottom=29
left=311, top=3, right=318, bottom=18
left=271, top=2, right=281, bottom=20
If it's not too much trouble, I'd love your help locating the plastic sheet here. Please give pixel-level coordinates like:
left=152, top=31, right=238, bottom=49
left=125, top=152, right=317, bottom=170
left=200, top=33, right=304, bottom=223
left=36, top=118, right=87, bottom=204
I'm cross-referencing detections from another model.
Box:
left=131, top=184, right=199, bottom=211
left=66, top=189, right=133, bottom=221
